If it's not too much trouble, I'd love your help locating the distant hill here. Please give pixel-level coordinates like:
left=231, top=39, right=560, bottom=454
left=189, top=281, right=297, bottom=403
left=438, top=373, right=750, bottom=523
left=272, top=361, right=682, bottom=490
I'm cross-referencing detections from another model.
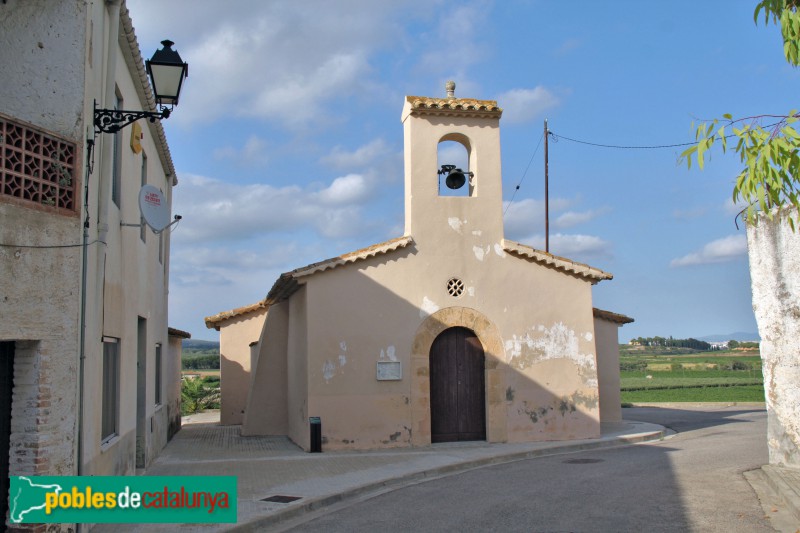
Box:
left=183, top=339, right=220, bottom=351
left=697, top=332, right=761, bottom=343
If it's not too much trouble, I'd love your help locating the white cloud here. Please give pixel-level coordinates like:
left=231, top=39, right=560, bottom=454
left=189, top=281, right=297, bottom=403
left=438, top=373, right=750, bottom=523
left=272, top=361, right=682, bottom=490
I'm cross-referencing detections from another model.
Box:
left=173, top=172, right=377, bottom=243
left=127, top=0, right=430, bottom=129
left=313, top=174, right=372, bottom=205
left=496, top=86, right=561, bottom=124
left=554, top=207, right=611, bottom=229
left=213, top=135, right=270, bottom=165
left=438, top=141, right=469, bottom=170
left=555, top=38, right=581, bottom=56
left=723, top=197, right=749, bottom=215
left=322, top=139, right=393, bottom=169
left=670, top=234, right=748, bottom=267
left=503, top=198, right=605, bottom=239
left=416, top=2, right=489, bottom=77
left=532, top=233, right=610, bottom=258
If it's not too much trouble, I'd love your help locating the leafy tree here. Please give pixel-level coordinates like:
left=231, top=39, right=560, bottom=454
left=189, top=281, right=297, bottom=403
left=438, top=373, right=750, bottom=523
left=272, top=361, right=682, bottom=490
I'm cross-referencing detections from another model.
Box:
left=181, top=377, right=220, bottom=415
left=728, top=339, right=740, bottom=349
left=681, top=1, right=800, bottom=229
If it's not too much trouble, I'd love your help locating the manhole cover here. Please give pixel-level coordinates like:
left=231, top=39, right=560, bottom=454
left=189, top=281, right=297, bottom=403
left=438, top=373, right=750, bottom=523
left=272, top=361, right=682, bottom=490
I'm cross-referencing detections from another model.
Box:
left=261, top=495, right=302, bottom=503
left=562, top=458, right=604, bottom=464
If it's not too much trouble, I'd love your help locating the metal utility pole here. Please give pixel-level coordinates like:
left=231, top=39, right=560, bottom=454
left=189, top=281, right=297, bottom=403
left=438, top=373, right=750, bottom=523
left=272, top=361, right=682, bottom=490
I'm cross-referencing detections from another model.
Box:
left=544, top=119, right=549, bottom=253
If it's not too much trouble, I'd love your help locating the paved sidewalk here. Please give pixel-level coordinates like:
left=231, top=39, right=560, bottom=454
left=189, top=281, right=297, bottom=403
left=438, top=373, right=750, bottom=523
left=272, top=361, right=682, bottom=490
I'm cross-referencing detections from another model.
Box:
left=93, top=413, right=668, bottom=532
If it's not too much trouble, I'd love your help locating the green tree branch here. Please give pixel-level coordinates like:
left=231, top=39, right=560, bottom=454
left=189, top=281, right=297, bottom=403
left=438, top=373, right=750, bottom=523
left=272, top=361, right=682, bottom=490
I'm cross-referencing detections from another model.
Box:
left=680, top=1, right=800, bottom=230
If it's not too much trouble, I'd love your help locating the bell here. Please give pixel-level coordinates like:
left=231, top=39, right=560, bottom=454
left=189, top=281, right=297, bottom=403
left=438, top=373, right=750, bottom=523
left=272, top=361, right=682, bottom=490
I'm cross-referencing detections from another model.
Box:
left=445, top=169, right=467, bottom=190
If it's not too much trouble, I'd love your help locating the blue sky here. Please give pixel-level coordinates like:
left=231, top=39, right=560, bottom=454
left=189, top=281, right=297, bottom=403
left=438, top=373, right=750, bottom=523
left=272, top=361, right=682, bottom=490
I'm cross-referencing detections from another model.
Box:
left=127, top=0, right=797, bottom=342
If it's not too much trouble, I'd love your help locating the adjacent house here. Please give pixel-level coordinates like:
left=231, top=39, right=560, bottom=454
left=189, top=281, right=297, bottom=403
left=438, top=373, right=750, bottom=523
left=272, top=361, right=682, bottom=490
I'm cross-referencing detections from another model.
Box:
left=1, top=1, right=185, bottom=528
left=207, top=83, right=632, bottom=451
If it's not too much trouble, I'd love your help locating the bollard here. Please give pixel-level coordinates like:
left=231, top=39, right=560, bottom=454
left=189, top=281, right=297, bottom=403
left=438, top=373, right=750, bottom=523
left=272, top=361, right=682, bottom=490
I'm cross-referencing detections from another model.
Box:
left=309, top=417, right=321, bottom=453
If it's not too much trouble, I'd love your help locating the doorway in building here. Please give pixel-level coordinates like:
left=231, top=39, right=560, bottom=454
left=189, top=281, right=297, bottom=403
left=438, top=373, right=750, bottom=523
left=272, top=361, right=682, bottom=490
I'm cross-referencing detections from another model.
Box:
left=136, top=317, right=147, bottom=469
left=1, top=342, right=14, bottom=525
left=429, top=327, right=486, bottom=442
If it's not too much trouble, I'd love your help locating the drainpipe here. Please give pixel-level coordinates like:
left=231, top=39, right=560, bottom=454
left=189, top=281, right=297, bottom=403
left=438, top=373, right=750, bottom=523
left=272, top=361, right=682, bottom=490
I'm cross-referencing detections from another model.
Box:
left=78, top=0, right=121, bottom=480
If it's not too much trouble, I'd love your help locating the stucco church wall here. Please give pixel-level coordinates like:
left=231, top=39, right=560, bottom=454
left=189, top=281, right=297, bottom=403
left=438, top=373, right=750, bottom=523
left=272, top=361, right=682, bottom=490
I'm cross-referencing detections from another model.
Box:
left=287, top=287, right=309, bottom=450
left=242, top=304, right=289, bottom=435
left=217, top=309, right=267, bottom=425
left=300, top=236, right=600, bottom=450
left=594, top=317, right=622, bottom=423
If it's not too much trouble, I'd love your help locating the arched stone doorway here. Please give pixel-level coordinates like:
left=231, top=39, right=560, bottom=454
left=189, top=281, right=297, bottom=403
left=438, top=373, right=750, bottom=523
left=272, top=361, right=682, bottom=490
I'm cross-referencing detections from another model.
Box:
left=410, top=307, right=507, bottom=445
left=430, top=327, right=486, bottom=442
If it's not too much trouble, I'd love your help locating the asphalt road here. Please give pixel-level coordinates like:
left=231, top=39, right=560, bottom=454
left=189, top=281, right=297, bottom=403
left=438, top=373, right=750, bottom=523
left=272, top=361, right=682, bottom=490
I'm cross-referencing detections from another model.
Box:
left=280, top=405, right=772, bottom=533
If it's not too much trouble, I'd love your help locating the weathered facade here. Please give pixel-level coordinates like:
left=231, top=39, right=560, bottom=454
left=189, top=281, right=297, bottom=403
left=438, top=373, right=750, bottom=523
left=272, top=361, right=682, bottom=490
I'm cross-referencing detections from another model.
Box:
left=747, top=207, right=800, bottom=466
left=207, top=84, right=630, bottom=451
left=0, top=1, right=184, bottom=529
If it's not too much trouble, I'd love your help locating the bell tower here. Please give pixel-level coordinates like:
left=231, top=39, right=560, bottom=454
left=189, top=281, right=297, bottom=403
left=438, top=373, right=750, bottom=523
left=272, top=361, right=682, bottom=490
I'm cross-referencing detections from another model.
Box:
left=401, top=82, right=504, bottom=250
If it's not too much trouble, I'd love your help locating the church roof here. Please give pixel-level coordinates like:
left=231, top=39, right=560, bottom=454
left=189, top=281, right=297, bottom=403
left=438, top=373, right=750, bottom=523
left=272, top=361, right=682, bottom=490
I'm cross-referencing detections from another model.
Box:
left=206, top=235, right=613, bottom=329
left=593, top=308, right=634, bottom=325
left=501, top=239, right=613, bottom=283
left=406, top=95, right=502, bottom=119
left=205, top=236, right=413, bottom=329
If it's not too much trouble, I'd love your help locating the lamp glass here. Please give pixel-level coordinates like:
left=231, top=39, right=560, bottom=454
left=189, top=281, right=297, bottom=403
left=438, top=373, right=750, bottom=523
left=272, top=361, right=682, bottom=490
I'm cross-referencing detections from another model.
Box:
left=149, top=63, right=184, bottom=104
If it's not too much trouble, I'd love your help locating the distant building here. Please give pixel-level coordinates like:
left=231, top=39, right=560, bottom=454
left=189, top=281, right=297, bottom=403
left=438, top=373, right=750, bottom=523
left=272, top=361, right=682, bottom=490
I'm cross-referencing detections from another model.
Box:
left=207, top=84, right=633, bottom=450
left=1, top=1, right=184, bottom=528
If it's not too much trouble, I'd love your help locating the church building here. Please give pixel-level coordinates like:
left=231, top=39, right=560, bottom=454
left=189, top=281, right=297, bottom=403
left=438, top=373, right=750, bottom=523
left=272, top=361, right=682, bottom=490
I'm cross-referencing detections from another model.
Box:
left=206, top=83, right=632, bottom=451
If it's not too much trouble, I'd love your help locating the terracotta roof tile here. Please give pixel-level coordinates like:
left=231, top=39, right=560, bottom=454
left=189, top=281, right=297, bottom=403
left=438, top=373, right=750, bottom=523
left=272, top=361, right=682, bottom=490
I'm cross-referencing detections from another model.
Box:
left=205, top=236, right=414, bottom=328
left=501, top=239, right=613, bottom=283
left=167, top=327, right=192, bottom=339
left=406, top=96, right=502, bottom=119
left=593, top=308, right=634, bottom=325
left=204, top=300, right=268, bottom=329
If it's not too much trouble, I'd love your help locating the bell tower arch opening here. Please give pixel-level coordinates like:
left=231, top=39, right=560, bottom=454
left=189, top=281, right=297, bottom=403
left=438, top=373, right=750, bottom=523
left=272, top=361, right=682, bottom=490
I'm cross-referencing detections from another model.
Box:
left=437, top=136, right=472, bottom=197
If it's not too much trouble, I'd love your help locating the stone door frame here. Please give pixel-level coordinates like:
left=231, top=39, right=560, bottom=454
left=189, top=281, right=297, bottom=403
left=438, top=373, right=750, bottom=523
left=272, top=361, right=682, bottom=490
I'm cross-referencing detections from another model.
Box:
left=410, top=306, right=507, bottom=445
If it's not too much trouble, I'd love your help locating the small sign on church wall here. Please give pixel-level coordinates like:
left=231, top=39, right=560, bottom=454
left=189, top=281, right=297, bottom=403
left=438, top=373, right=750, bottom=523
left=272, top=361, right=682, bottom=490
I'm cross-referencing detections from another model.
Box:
left=376, top=361, right=402, bottom=381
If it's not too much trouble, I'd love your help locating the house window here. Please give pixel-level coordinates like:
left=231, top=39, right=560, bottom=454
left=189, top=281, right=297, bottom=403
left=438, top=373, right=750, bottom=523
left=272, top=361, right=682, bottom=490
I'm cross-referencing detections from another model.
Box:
left=140, top=152, right=147, bottom=242
left=155, top=343, right=162, bottom=406
left=0, top=113, right=77, bottom=212
left=102, top=337, right=120, bottom=443
left=111, top=92, right=123, bottom=208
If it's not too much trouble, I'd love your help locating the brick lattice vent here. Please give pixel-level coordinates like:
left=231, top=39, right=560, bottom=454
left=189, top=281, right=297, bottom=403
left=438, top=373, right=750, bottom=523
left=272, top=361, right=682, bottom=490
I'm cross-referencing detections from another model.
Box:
left=0, top=114, right=77, bottom=212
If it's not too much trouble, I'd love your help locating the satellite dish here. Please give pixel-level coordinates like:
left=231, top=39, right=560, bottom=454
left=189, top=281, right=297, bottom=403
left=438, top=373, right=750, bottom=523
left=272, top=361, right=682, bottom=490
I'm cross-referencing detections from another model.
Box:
left=138, top=184, right=170, bottom=231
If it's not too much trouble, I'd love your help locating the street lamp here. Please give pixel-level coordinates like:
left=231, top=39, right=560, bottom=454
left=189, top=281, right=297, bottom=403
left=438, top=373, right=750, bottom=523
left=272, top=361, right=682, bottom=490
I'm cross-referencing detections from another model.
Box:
left=94, top=39, right=188, bottom=134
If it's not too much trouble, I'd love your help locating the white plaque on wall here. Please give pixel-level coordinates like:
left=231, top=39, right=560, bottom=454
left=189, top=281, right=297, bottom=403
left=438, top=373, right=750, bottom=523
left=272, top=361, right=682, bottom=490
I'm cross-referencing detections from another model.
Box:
left=376, top=361, right=402, bottom=381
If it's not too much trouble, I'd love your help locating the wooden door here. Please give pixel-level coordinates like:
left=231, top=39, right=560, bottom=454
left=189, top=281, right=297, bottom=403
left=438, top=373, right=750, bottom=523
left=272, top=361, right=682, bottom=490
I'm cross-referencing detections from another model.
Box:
left=430, top=327, right=486, bottom=442
left=1, top=342, right=14, bottom=525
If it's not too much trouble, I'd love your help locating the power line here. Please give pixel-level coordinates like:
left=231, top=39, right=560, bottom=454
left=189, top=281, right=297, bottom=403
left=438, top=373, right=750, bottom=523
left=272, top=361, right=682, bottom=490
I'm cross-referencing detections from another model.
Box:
left=550, top=132, right=697, bottom=149
left=504, top=131, right=544, bottom=216
left=0, top=239, right=106, bottom=249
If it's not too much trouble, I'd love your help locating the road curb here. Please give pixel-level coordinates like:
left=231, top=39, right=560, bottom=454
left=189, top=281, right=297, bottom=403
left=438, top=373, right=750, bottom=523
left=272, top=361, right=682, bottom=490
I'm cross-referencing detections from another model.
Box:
left=228, top=426, right=667, bottom=532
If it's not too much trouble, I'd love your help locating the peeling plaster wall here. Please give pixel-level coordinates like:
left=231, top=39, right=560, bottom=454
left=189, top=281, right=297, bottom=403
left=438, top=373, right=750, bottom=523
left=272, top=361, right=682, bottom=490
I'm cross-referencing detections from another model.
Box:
left=594, top=318, right=623, bottom=423
left=1, top=0, right=178, bottom=484
left=217, top=309, right=267, bottom=425
left=747, top=208, right=800, bottom=466
left=292, top=236, right=599, bottom=450
left=0, top=0, right=86, bottom=140
left=0, top=0, right=87, bottom=483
